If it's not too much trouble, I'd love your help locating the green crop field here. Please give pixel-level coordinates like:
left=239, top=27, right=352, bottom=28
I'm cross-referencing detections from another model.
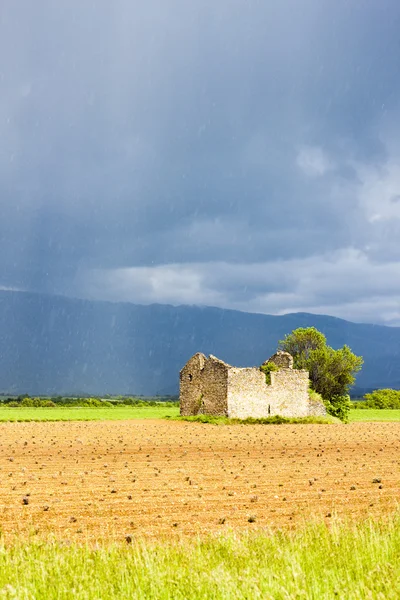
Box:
left=0, top=405, right=180, bottom=422
left=349, top=409, right=400, bottom=422
left=1, top=406, right=400, bottom=423
left=0, top=516, right=399, bottom=599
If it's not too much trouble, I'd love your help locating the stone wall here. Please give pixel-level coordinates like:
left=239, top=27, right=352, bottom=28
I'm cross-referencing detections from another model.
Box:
left=227, top=367, right=311, bottom=418
left=266, top=369, right=310, bottom=417
left=308, top=397, right=328, bottom=417
left=180, top=354, right=228, bottom=416
left=227, top=368, right=269, bottom=418
left=180, top=353, right=325, bottom=419
left=266, top=351, right=294, bottom=369
left=180, top=353, right=205, bottom=416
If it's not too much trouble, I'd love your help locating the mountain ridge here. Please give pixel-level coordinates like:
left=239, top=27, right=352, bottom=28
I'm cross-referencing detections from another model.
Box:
left=0, top=290, right=398, bottom=395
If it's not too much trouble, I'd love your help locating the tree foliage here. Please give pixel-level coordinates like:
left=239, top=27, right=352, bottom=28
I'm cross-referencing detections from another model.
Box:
left=323, top=394, right=353, bottom=423
left=278, top=327, right=326, bottom=367
left=358, top=389, right=400, bottom=409
left=259, top=361, right=280, bottom=384
left=279, top=327, right=363, bottom=422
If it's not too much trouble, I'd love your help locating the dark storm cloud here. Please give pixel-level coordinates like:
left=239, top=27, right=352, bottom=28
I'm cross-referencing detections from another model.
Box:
left=1, top=0, right=400, bottom=323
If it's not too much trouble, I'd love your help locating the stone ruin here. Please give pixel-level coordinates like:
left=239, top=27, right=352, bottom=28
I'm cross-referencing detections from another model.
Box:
left=179, top=351, right=327, bottom=419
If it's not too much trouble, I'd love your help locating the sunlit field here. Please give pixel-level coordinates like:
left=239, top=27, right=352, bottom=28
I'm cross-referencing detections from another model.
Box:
left=0, top=406, right=180, bottom=422
left=0, top=406, right=399, bottom=422
left=349, top=409, right=400, bottom=422
left=0, top=419, right=398, bottom=543
left=0, top=411, right=399, bottom=598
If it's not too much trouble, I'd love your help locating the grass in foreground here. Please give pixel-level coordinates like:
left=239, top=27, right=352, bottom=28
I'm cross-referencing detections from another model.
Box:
left=172, top=414, right=337, bottom=425
left=0, top=516, right=399, bottom=599
left=0, top=406, right=180, bottom=422
left=349, top=409, right=400, bottom=422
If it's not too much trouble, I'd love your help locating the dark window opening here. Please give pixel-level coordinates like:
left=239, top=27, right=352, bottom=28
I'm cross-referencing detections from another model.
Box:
left=188, top=374, right=193, bottom=381
left=268, top=404, right=271, bottom=415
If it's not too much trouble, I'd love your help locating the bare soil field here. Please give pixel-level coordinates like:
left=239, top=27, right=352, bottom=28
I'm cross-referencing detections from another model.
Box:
left=0, top=420, right=399, bottom=542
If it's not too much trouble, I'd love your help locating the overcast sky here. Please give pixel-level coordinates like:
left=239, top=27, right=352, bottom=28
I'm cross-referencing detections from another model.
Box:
left=1, top=1, right=400, bottom=325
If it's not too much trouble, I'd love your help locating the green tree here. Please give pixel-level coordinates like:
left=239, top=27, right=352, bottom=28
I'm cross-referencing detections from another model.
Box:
left=279, top=327, right=363, bottom=422
left=277, top=327, right=326, bottom=368
left=363, top=389, right=400, bottom=409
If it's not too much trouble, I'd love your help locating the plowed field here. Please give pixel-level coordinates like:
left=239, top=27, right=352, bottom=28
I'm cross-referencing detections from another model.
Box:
left=0, top=420, right=399, bottom=542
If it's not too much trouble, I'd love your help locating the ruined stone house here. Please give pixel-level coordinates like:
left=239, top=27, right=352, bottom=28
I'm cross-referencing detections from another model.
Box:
left=179, top=351, right=327, bottom=418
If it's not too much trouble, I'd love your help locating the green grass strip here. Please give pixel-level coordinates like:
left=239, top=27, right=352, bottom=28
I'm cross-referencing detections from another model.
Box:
left=0, top=406, right=180, bottom=422
left=170, top=414, right=338, bottom=425
left=348, top=409, right=400, bottom=422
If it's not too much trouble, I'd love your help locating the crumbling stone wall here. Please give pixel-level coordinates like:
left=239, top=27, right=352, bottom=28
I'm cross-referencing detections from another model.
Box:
left=266, top=369, right=310, bottom=417
left=180, top=353, right=228, bottom=416
left=266, top=351, right=294, bottom=369
left=180, top=353, right=205, bottom=416
left=308, top=396, right=328, bottom=417
left=180, top=352, right=327, bottom=418
left=227, top=367, right=310, bottom=418
left=227, top=368, right=269, bottom=418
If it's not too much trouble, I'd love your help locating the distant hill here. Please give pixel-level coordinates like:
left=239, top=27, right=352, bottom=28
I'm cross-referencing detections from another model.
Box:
left=0, top=290, right=399, bottom=395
